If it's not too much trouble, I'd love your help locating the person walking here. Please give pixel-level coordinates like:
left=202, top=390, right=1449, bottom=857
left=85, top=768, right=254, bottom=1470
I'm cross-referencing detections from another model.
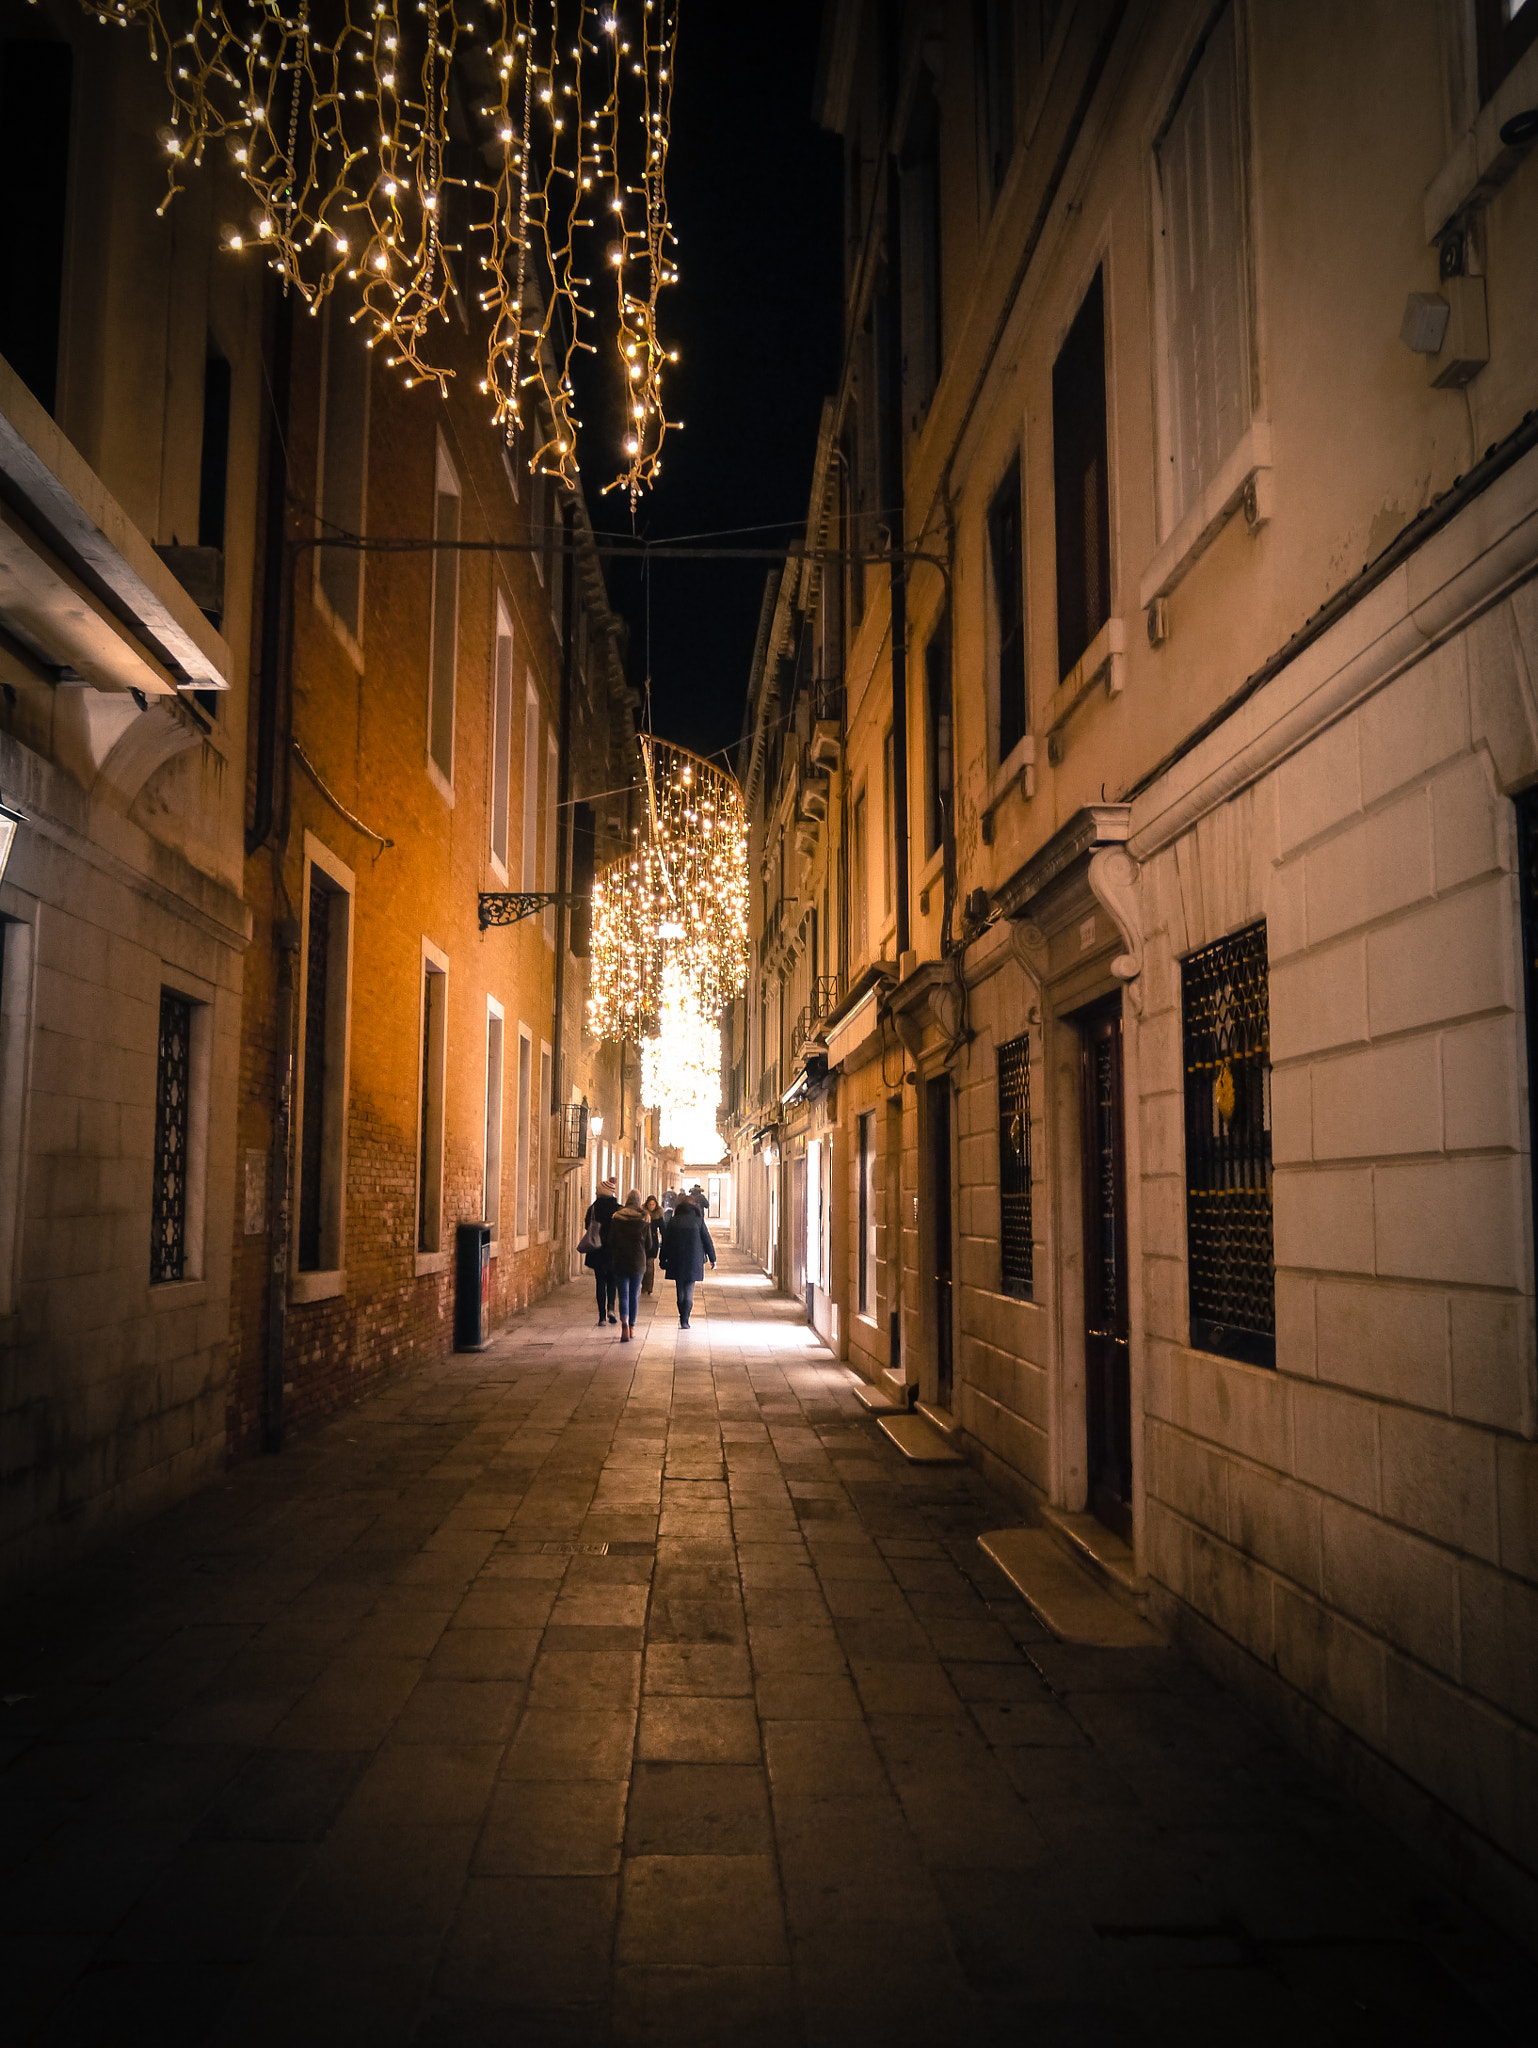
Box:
left=607, top=1190, right=650, bottom=1342
left=641, top=1196, right=663, bottom=1296
left=660, top=1194, right=715, bottom=1329
left=584, top=1178, right=620, bottom=1325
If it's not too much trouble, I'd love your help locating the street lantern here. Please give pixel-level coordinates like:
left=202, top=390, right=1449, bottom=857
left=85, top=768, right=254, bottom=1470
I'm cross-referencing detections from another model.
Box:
left=0, top=795, right=25, bottom=888
left=590, top=1113, right=605, bottom=1137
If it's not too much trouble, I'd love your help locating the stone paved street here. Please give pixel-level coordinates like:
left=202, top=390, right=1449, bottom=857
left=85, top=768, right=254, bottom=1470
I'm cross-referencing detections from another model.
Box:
left=2, top=1249, right=1533, bottom=2045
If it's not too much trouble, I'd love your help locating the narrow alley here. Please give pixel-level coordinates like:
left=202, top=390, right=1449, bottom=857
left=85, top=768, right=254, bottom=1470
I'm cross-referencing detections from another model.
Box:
left=2, top=1250, right=1532, bottom=2046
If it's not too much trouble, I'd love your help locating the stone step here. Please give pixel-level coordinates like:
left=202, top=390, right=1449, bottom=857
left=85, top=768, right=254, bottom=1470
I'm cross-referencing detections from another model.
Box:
left=979, top=1526, right=1162, bottom=1647
left=915, top=1400, right=959, bottom=1437
left=848, top=1376, right=908, bottom=1415
left=878, top=1413, right=965, bottom=1464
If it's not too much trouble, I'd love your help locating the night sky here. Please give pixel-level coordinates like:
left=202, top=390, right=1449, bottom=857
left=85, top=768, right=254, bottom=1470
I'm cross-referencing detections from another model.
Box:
left=588, top=4, right=843, bottom=770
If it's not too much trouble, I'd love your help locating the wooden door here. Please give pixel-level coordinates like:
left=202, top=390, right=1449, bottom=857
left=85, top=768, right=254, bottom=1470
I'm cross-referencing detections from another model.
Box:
left=1079, top=1001, right=1132, bottom=1538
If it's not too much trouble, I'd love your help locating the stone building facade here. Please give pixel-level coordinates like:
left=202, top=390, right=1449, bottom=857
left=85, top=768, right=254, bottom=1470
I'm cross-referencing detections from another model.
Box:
left=229, top=277, right=642, bottom=1454
left=0, top=11, right=262, bottom=1580
left=730, top=0, right=1538, bottom=1945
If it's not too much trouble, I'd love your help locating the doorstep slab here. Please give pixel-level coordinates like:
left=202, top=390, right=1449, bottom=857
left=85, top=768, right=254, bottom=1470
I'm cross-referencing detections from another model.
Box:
left=850, top=1377, right=908, bottom=1416
left=877, top=1414, right=964, bottom=1464
left=915, top=1402, right=959, bottom=1438
left=978, top=1528, right=1162, bottom=1647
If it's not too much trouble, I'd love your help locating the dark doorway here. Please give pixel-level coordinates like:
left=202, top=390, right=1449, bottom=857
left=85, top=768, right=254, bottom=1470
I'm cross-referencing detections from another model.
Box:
left=1078, top=999, right=1132, bottom=1538
left=927, top=1075, right=954, bottom=1412
left=790, top=1153, right=806, bottom=1301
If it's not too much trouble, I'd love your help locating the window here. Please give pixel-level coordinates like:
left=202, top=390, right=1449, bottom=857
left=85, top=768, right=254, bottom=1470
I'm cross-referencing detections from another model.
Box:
left=1478, top=0, right=1538, bottom=100
left=485, top=1000, right=505, bottom=1239
left=538, top=1043, right=552, bottom=1237
left=988, top=457, right=1027, bottom=761
left=998, top=1031, right=1032, bottom=1298
left=521, top=683, right=540, bottom=892
left=882, top=728, right=895, bottom=915
left=490, top=600, right=514, bottom=876
left=428, top=439, right=461, bottom=789
left=1157, top=5, right=1251, bottom=530
left=151, top=985, right=210, bottom=1284
left=900, top=70, right=943, bottom=426
left=852, top=788, right=869, bottom=964
left=858, top=1111, right=877, bottom=1316
left=924, top=616, right=952, bottom=861
left=296, top=843, right=353, bottom=1278
left=0, top=39, right=71, bottom=416
left=1182, top=921, right=1274, bottom=1367
left=515, top=1026, right=533, bottom=1242
left=316, top=301, right=370, bottom=645
left=198, top=349, right=232, bottom=558
left=974, top=0, right=1015, bottom=201
left=1052, top=268, right=1111, bottom=679
left=417, top=945, right=448, bottom=1256
left=544, top=731, right=559, bottom=944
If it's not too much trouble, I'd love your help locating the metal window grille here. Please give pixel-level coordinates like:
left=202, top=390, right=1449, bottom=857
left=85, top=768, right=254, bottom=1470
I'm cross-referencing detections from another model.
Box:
left=151, top=989, right=192, bottom=1283
left=998, top=1031, right=1033, bottom=1298
left=558, top=1101, right=588, bottom=1161
left=1182, top=921, right=1275, bottom=1367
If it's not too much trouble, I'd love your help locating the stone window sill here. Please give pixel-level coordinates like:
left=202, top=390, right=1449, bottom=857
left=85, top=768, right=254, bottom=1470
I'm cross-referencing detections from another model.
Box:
left=150, top=1277, right=208, bottom=1308
left=1139, top=419, right=1273, bottom=612
left=290, top=1269, right=344, bottom=1305
left=414, top=1250, right=450, bottom=1278
left=1423, top=39, right=1538, bottom=241
left=1045, top=616, right=1126, bottom=757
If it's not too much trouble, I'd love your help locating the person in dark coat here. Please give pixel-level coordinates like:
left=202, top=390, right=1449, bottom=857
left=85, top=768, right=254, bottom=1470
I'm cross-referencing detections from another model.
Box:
left=584, top=1178, right=620, bottom=1324
left=641, top=1197, right=663, bottom=1295
left=607, top=1190, right=650, bottom=1341
left=659, top=1196, right=715, bottom=1329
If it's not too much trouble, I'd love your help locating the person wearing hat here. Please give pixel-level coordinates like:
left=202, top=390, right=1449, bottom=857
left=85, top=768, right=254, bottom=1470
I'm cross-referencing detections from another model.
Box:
left=607, top=1190, right=650, bottom=1342
left=583, top=1177, right=620, bottom=1325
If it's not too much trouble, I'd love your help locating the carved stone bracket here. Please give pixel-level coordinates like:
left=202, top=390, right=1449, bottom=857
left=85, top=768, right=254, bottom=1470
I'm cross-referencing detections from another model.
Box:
left=1087, top=847, right=1144, bottom=1014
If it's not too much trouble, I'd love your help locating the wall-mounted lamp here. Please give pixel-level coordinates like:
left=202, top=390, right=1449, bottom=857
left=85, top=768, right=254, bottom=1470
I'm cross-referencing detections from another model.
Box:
left=590, top=1113, right=605, bottom=1136
left=0, top=794, right=26, bottom=888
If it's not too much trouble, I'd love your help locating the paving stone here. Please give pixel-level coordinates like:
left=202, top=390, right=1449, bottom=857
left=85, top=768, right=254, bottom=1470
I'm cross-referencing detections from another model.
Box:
left=624, top=1762, right=774, bottom=1856
left=617, top=1853, right=788, bottom=1967
left=474, top=1779, right=628, bottom=1875
left=638, top=1695, right=761, bottom=1763
left=439, top=1875, right=617, bottom=2007
left=643, top=1641, right=753, bottom=1696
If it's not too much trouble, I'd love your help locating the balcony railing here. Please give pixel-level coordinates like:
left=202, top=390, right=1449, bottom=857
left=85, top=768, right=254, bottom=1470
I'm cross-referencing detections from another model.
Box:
left=790, top=977, right=843, bottom=1059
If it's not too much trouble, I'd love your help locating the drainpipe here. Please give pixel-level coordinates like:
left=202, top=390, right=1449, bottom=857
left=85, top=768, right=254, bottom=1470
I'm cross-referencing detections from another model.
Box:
left=552, top=498, right=575, bottom=1111
left=882, top=149, right=911, bottom=965
left=247, top=286, right=293, bottom=859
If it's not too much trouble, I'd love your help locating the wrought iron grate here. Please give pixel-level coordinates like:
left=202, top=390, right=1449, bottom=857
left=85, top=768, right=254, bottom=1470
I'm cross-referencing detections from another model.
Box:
left=1182, top=921, right=1275, bottom=1367
left=558, top=1101, right=588, bottom=1161
left=152, top=989, right=192, bottom=1283
left=998, top=1030, right=1033, bottom=1298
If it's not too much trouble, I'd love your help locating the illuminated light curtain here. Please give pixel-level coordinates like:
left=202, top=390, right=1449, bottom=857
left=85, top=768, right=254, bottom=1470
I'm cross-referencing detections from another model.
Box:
left=589, top=737, right=746, bottom=1157
left=80, top=0, right=679, bottom=501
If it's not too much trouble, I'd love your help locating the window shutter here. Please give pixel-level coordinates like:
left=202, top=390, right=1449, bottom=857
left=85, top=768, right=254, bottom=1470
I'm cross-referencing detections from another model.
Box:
left=522, top=694, right=540, bottom=892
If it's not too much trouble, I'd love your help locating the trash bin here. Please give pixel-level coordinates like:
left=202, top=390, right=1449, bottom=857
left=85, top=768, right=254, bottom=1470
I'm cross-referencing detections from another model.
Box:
left=455, top=1220, right=492, bottom=1351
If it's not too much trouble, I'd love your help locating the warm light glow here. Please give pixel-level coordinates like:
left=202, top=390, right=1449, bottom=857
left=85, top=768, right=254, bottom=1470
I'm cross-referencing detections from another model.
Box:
left=588, top=738, right=748, bottom=1157
left=77, top=0, right=680, bottom=500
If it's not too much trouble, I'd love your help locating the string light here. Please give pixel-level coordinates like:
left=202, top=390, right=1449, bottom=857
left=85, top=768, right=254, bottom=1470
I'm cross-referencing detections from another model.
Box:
left=79, top=0, right=680, bottom=501
left=588, top=737, right=748, bottom=1155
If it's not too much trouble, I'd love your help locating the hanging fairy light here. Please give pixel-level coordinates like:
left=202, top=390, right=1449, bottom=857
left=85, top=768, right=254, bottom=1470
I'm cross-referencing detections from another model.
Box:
left=588, top=736, right=748, bottom=1046
left=642, top=958, right=725, bottom=1161
left=79, top=0, right=680, bottom=500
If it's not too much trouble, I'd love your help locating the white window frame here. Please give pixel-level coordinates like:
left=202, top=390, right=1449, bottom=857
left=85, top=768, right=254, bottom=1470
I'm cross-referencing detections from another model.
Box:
left=538, top=1041, right=552, bottom=1240
left=521, top=678, right=541, bottom=893
left=1141, top=4, right=1270, bottom=610
left=313, top=299, right=370, bottom=664
left=490, top=597, right=514, bottom=881
left=152, top=964, right=216, bottom=1294
left=514, top=1023, right=533, bottom=1248
left=427, top=435, right=461, bottom=802
left=415, top=939, right=450, bottom=1273
left=485, top=996, right=505, bottom=1249
left=544, top=729, right=559, bottom=945
left=0, top=897, right=38, bottom=1315
left=291, top=834, right=355, bottom=1304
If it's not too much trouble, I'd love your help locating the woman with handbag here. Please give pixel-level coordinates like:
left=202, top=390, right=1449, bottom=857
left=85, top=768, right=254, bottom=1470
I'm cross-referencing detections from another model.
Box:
left=582, top=1178, right=620, bottom=1325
